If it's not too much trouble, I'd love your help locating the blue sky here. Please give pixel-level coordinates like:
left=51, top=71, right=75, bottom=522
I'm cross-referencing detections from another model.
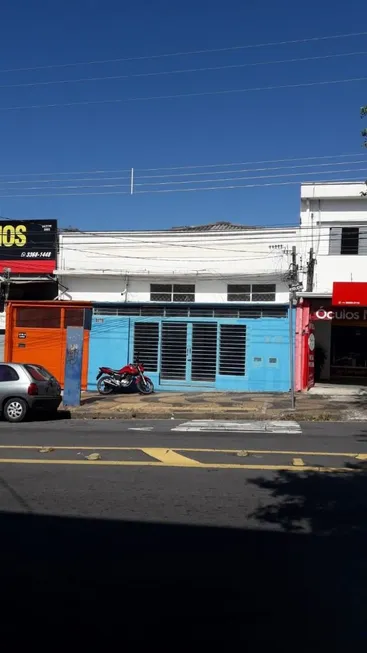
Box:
left=0, top=0, right=366, bottom=230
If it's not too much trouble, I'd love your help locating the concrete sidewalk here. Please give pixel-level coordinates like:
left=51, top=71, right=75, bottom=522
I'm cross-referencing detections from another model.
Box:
left=64, top=389, right=367, bottom=421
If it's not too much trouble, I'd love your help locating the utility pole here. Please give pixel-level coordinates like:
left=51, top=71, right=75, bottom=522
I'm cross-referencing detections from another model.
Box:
left=2, top=268, right=11, bottom=305
left=306, top=248, right=315, bottom=292
left=288, top=246, right=299, bottom=410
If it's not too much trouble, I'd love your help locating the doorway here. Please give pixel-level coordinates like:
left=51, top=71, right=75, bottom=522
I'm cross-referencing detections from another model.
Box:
left=160, top=321, right=217, bottom=385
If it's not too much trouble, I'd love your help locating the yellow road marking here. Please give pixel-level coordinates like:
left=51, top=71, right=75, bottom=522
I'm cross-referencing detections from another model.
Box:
left=179, top=448, right=366, bottom=458
left=141, top=448, right=203, bottom=466
left=292, top=458, right=305, bottom=467
left=0, top=445, right=364, bottom=458
left=0, top=458, right=360, bottom=472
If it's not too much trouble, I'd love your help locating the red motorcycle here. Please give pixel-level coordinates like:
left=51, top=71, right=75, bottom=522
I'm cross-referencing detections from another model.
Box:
left=96, top=354, right=154, bottom=395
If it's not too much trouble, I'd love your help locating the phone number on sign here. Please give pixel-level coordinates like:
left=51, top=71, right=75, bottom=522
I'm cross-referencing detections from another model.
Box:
left=20, top=252, right=52, bottom=258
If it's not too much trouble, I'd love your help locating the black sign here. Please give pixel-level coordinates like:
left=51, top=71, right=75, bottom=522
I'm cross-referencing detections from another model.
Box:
left=0, top=220, right=57, bottom=273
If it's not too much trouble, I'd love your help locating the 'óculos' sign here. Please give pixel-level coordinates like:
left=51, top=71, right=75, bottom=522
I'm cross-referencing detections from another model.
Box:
left=311, top=308, right=367, bottom=321
left=0, top=220, right=57, bottom=274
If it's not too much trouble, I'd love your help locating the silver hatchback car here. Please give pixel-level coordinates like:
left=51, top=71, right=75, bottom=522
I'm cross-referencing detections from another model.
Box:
left=0, top=363, right=62, bottom=423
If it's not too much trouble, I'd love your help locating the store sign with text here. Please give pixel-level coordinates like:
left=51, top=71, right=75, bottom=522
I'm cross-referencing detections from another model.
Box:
left=332, top=282, right=367, bottom=307
left=311, top=307, right=367, bottom=322
left=0, top=220, right=57, bottom=273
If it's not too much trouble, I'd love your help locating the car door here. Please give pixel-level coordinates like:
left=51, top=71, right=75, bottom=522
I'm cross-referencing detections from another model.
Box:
left=0, top=365, right=22, bottom=404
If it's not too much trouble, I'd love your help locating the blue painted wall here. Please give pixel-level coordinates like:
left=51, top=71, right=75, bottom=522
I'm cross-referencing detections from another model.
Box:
left=87, top=312, right=293, bottom=392
left=87, top=316, right=130, bottom=390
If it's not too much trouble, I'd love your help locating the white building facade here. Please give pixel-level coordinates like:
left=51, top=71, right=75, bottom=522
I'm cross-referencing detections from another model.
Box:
left=299, top=182, right=367, bottom=293
left=56, top=223, right=295, bottom=304
left=56, top=222, right=297, bottom=393
left=297, top=182, right=367, bottom=386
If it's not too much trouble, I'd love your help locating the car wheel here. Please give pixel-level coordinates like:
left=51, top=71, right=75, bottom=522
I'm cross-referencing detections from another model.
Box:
left=3, top=398, right=28, bottom=423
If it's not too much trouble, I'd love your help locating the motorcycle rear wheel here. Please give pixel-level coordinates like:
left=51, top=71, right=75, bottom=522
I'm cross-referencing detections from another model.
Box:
left=97, top=376, right=114, bottom=395
left=137, top=379, right=154, bottom=395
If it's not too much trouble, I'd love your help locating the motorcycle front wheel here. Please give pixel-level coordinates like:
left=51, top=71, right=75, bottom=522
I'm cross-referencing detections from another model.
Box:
left=97, top=376, right=114, bottom=395
left=137, top=379, right=154, bottom=395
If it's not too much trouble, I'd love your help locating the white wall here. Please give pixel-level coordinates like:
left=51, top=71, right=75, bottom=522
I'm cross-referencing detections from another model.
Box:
left=59, top=275, right=290, bottom=304
left=301, top=182, right=366, bottom=200
left=58, top=229, right=296, bottom=277
left=299, top=183, right=367, bottom=294
left=0, top=312, right=5, bottom=330
left=314, top=256, right=367, bottom=294
left=56, top=228, right=295, bottom=304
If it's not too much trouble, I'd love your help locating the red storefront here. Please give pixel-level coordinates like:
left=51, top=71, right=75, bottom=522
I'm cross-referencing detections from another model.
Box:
left=296, top=283, right=367, bottom=390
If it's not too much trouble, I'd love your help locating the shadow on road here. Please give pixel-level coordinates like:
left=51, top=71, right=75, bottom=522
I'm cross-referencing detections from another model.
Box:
left=1, top=482, right=367, bottom=648
left=31, top=409, right=71, bottom=421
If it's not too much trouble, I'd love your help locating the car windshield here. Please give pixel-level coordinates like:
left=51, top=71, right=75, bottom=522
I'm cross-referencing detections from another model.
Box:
left=25, top=364, right=54, bottom=381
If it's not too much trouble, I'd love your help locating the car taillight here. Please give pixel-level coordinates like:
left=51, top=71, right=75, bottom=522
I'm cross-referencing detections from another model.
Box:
left=28, top=383, right=38, bottom=396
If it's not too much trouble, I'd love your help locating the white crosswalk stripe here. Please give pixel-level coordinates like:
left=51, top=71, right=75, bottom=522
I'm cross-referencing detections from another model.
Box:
left=171, top=420, right=302, bottom=434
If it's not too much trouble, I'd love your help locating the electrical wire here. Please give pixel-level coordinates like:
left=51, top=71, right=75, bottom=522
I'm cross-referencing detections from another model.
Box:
left=0, top=174, right=365, bottom=198
left=56, top=228, right=367, bottom=252
left=134, top=166, right=367, bottom=188
left=6, top=226, right=367, bottom=263
left=1, top=50, right=366, bottom=89
left=136, top=152, right=367, bottom=172
left=0, top=151, right=364, bottom=178
left=4, top=156, right=364, bottom=186
left=1, top=165, right=366, bottom=193
left=1, top=30, right=366, bottom=74
left=0, top=163, right=366, bottom=190
left=0, top=75, right=366, bottom=112
left=134, top=158, right=367, bottom=180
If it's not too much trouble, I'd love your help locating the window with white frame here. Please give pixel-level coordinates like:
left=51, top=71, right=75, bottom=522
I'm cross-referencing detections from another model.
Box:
left=227, top=283, right=276, bottom=302
left=150, top=283, right=195, bottom=302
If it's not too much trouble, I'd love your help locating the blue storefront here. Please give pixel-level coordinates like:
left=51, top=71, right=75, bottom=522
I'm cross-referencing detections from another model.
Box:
left=87, top=303, right=292, bottom=392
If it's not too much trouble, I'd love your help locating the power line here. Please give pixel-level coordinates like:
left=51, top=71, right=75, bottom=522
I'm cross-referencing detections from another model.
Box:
left=0, top=167, right=131, bottom=179
left=3, top=165, right=366, bottom=193
left=136, top=175, right=367, bottom=194
left=0, top=175, right=130, bottom=185
left=5, top=221, right=365, bottom=238
left=0, top=151, right=365, bottom=179
left=0, top=174, right=365, bottom=198
left=0, top=75, right=366, bottom=112
left=135, top=161, right=367, bottom=184
left=1, top=50, right=366, bottom=90
left=56, top=231, right=367, bottom=263
left=58, top=229, right=367, bottom=244
left=1, top=30, right=366, bottom=74
left=0, top=159, right=366, bottom=186
left=14, top=224, right=367, bottom=257
left=137, top=152, right=367, bottom=172
left=59, top=244, right=278, bottom=262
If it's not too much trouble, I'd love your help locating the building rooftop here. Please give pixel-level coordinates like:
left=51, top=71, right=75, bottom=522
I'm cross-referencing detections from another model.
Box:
left=169, top=221, right=257, bottom=232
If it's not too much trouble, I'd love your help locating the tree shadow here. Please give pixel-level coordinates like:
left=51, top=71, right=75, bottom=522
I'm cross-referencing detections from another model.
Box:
left=249, top=466, right=367, bottom=535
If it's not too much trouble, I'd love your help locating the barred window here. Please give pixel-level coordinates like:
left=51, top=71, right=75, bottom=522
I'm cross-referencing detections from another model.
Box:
left=150, top=283, right=195, bottom=302
left=227, top=283, right=276, bottom=302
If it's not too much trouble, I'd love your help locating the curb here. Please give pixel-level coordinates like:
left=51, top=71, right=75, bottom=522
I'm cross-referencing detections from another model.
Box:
left=63, top=409, right=339, bottom=422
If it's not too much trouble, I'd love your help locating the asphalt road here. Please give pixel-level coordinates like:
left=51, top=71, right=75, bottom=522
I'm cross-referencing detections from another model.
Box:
left=1, top=419, right=367, bottom=648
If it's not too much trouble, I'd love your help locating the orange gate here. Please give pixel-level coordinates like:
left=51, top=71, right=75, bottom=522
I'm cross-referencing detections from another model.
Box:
left=5, top=301, right=92, bottom=389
